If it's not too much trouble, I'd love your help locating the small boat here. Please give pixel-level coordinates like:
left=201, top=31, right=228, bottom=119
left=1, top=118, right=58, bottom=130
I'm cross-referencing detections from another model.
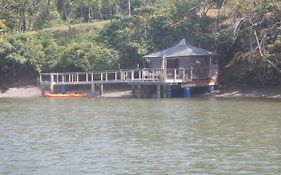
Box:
left=44, top=92, right=88, bottom=98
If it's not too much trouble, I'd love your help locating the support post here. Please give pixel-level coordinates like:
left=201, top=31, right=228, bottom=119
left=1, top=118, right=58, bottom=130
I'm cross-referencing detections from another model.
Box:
left=136, top=84, right=142, bottom=98
left=100, top=84, right=104, bottom=96
left=162, top=85, right=167, bottom=98
left=157, top=85, right=161, bottom=98
left=50, top=83, right=54, bottom=93
left=91, top=83, right=95, bottom=95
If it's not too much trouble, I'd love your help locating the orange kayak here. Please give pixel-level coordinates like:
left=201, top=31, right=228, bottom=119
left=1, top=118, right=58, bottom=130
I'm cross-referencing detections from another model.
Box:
left=44, top=92, right=88, bottom=98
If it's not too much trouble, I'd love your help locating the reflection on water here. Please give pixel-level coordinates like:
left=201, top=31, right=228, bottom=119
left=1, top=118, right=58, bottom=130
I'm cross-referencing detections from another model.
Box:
left=0, top=98, right=280, bottom=174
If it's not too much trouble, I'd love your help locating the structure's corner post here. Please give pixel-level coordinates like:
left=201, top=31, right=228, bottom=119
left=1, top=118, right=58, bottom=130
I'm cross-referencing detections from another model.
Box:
left=156, top=84, right=161, bottom=98
left=100, top=83, right=104, bottom=96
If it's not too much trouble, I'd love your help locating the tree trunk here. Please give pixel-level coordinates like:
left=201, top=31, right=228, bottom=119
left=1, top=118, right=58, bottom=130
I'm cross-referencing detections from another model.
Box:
left=128, top=0, right=131, bottom=16
left=19, top=0, right=28, bottom=31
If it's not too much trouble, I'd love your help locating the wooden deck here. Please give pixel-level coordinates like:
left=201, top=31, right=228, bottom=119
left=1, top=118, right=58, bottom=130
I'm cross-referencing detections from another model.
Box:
left=40, top=68, right=195, bottom=85
left=40, top=67, right=218, bottom=96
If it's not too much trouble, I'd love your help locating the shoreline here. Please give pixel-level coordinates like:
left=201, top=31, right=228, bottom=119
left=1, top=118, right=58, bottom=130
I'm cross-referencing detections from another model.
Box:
left=0, top=84, right=280, bottom=99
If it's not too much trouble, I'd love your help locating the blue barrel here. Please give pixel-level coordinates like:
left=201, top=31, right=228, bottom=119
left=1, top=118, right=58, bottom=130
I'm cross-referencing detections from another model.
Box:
left=183, top=87, right=191, bottom=98
left=60, top=85, right=66, bottom=93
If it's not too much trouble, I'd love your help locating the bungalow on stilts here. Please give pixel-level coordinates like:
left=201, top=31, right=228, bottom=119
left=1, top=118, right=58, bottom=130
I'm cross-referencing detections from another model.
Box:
left=40, top=39, right=218, bottom=98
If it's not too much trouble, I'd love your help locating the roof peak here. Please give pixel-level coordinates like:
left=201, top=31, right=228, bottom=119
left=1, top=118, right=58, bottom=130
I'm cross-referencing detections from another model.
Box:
left=176, top=39, right=190, bottom=46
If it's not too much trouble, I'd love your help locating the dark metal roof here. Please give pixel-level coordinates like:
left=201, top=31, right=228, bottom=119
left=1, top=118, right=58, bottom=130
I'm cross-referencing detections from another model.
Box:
left=144, top=39, right=214, bottom=58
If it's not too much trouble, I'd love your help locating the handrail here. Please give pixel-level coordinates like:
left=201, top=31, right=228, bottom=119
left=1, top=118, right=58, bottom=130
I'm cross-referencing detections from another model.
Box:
left=39, top=68, right=196, bottom=84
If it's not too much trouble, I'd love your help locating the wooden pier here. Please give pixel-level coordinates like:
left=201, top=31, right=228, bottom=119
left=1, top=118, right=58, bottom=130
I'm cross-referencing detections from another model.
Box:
left=40, top=67, right=218, bottom=98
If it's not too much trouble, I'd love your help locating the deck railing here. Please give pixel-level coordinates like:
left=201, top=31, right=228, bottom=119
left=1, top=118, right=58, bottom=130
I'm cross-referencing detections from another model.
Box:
left=40, top=68, right=195, bottom=85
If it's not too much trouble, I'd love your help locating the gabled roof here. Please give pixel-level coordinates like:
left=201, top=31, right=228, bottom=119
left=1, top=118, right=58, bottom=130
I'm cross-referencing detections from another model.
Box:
left=144, top=39, right=214, bottom=58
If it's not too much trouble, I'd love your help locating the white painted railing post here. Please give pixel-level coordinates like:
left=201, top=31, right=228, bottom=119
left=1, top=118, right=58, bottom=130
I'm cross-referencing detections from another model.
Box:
left=50, top=73, right=54, bottom=83
left=131, top=70, right=134, bottom=80
left=115, top=72, right=117, bottom=80
left=62, top=74, right=65, bottom=83
left=76, top=73, right=79, bottom=82
left=39, top=73, right=42, bottom=84
left=164, top=69, right=167, bottom=82
left=105, top=72, right=108, bottom=82
left=183, top=69, right=185, bottom=82
left=100, top=73, right=103, bottom=81
left=138, top=70, right=141, bottom=80
left=153, top=69, right=156, bottom=81
left=174, top=69, right=177, bottom=81
left=120, top=70, right=123, bottom=81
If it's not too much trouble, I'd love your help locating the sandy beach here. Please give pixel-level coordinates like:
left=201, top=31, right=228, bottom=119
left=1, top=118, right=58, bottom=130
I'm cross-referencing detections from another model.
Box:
left=0, top=85, right=42, bottom=98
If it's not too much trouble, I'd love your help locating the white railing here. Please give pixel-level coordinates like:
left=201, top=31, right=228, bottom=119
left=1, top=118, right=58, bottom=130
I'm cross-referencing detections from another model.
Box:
left=40, top=68, right=194, bottom=85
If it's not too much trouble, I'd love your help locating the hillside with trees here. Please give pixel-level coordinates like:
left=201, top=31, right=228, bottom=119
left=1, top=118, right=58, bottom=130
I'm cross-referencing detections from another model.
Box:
left=0, top=0, right=280, bottom=87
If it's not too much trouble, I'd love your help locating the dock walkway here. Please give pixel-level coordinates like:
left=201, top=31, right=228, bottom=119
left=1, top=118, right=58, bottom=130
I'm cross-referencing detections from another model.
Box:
left=40, top=68, right=217, bottom=97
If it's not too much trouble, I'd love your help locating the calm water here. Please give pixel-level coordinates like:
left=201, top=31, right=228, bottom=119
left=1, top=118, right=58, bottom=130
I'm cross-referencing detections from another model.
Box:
left=0, top=98, right=280, bottom=175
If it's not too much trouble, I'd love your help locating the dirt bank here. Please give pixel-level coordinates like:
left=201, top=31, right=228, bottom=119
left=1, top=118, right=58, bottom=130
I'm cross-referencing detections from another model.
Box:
left=0, top=85, right=42, bottom=98
left=202, top=85, right=281, bottom=99
left=0, top=84, right=280, bottom=99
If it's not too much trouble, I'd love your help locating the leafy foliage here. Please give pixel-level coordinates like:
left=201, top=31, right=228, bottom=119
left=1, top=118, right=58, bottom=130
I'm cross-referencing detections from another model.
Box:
left=0, top=0, right=280, bottom=86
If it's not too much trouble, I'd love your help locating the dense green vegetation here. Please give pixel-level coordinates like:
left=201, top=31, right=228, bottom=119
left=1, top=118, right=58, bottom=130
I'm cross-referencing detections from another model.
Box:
left=0, top=0, right=280, bottom=86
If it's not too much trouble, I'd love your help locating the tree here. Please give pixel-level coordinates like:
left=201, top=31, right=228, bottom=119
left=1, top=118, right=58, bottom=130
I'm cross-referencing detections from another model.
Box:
left=220, top=0, right=281, bottom=85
